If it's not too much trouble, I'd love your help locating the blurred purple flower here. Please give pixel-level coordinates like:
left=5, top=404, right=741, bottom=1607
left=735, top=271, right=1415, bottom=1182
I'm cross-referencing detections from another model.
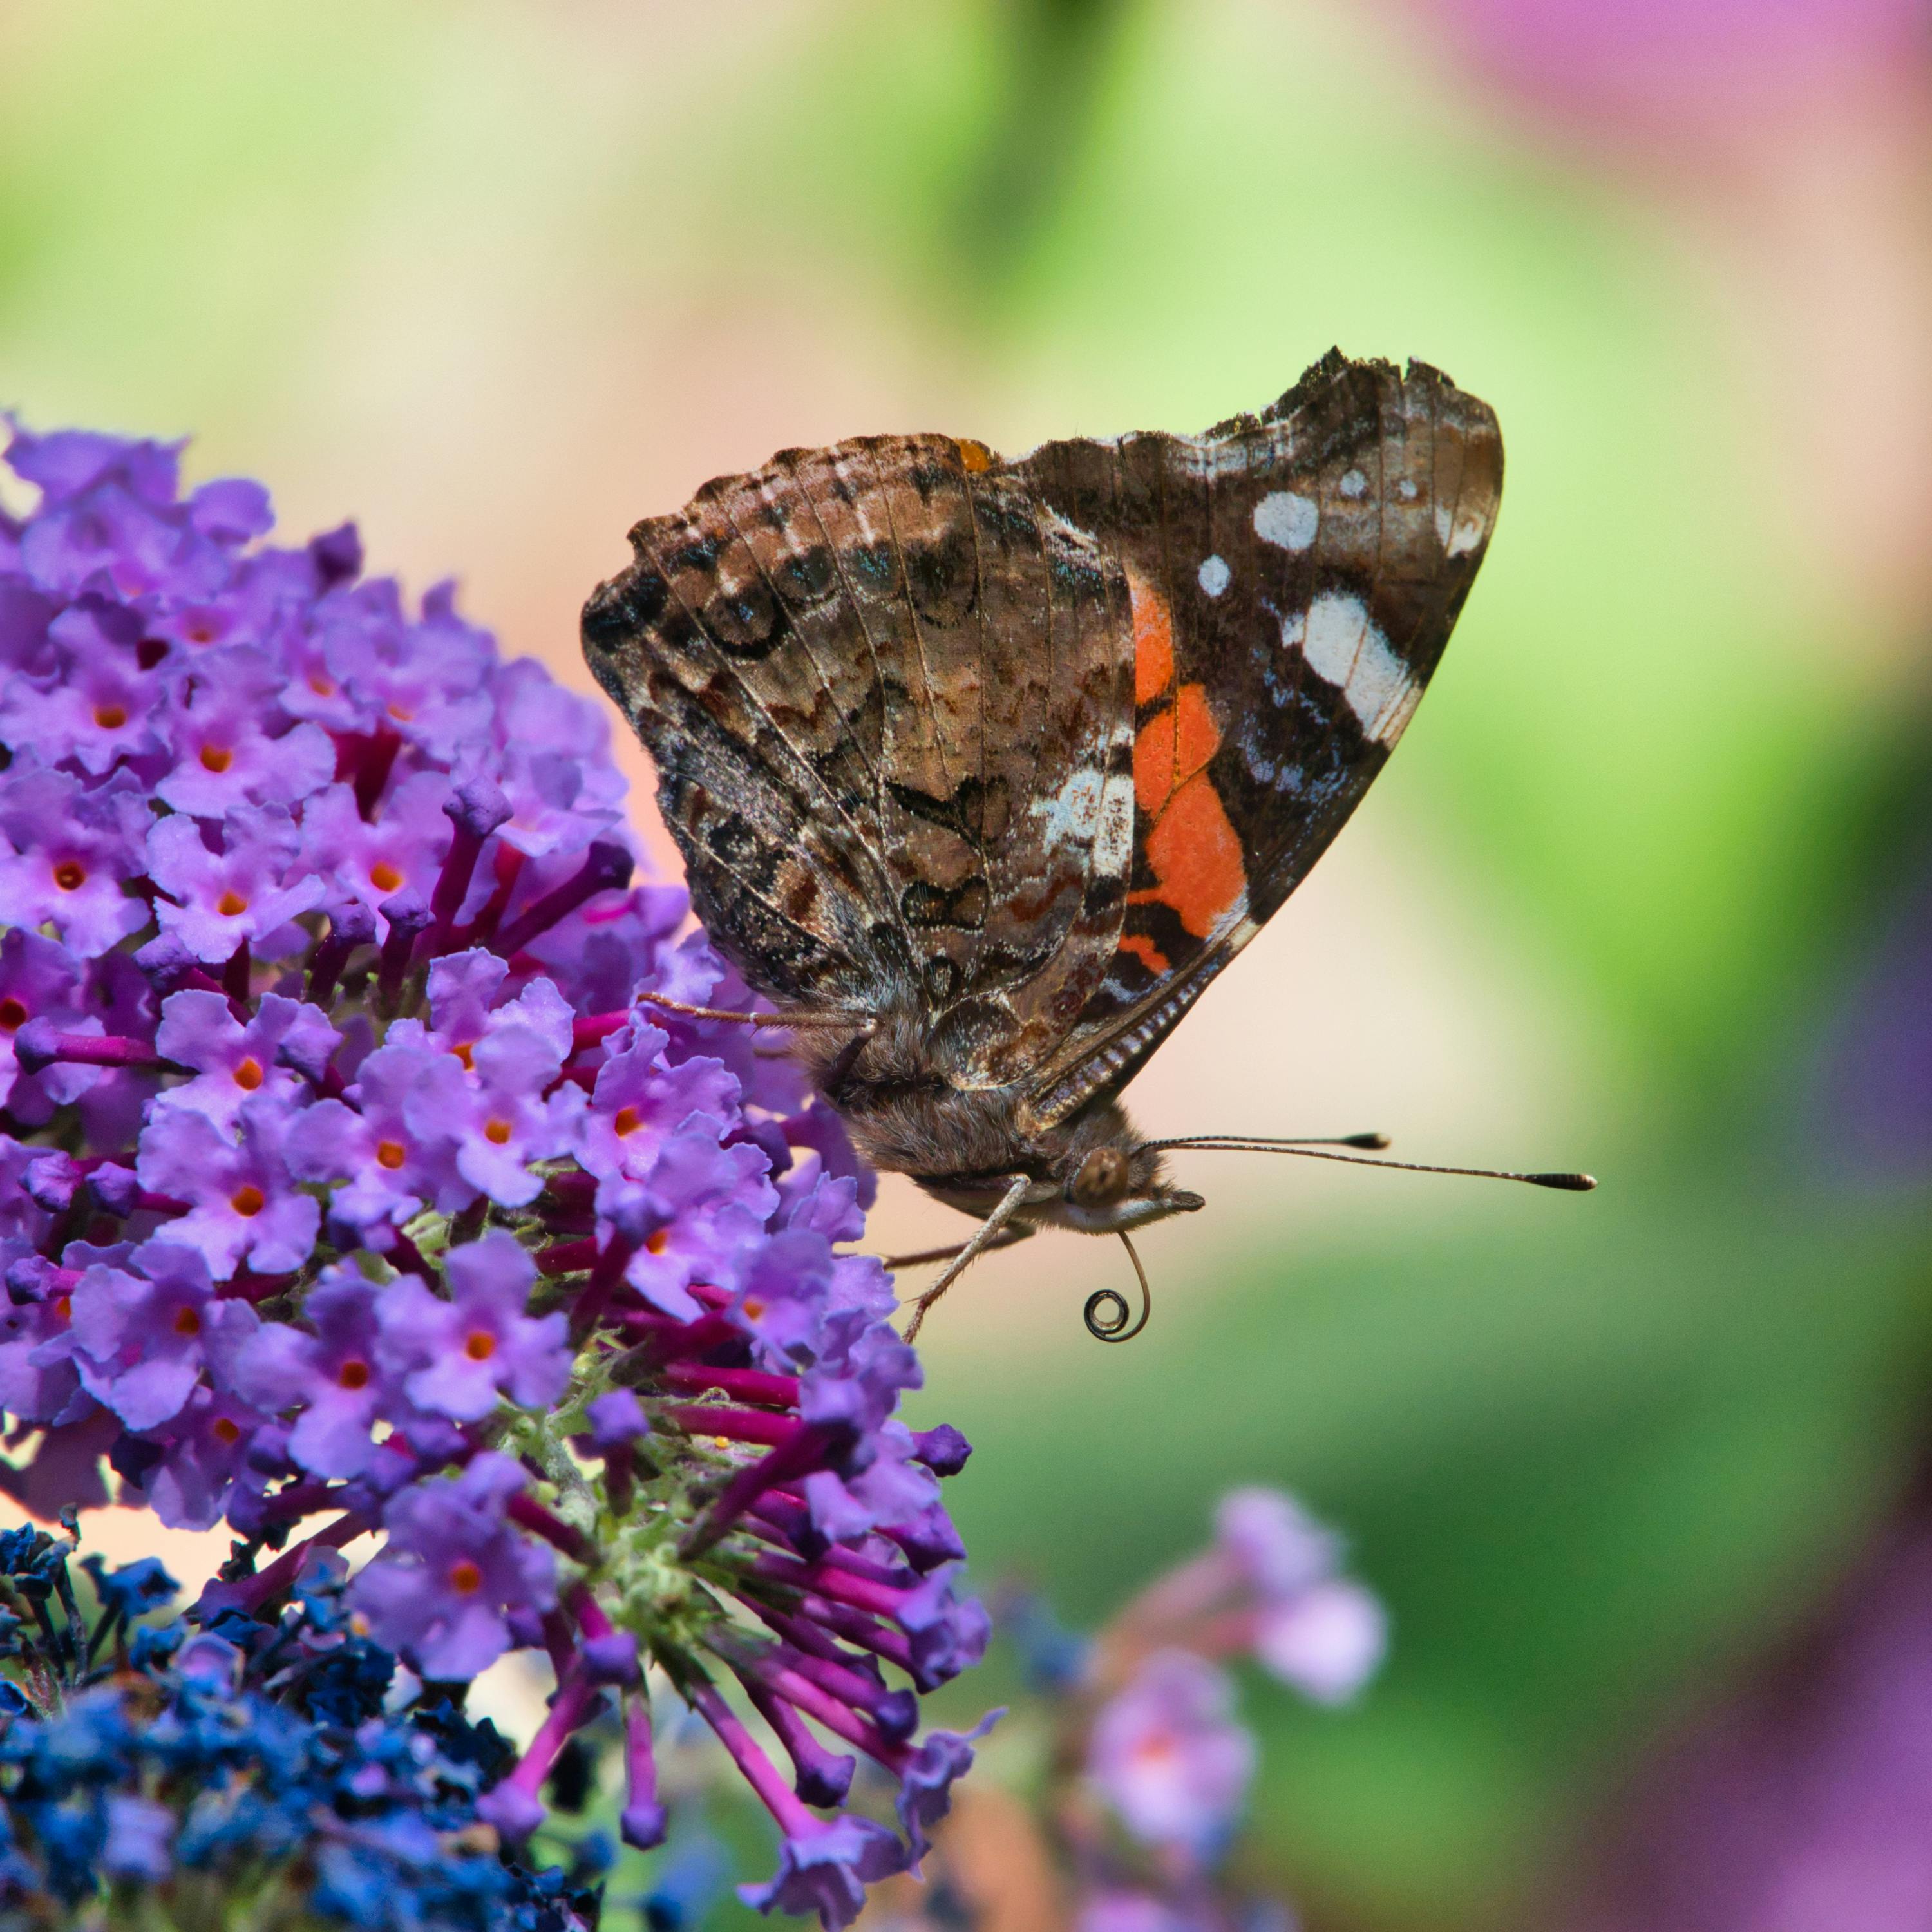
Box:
left=1254, top=1577, right=1388, bottom=1706
left=1412, top=0, right=1929, bottom=133
left=1088, top=1651, right=1256, bottom=1856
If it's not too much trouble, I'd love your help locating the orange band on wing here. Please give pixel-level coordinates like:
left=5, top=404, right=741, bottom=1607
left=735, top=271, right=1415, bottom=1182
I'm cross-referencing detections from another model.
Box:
left=1132, top=681, right=1221, bottom=819
left=1135, top=773, right=1246, bottom=938
left=1117, top=932, right=1170, bottom=975
left=1131, top=572, right=1175, bottom=706
left=1124, top=591, right=1245, bottom=947
left=1134, top=706, right=1175, bottom=816
left=1171, top=683, right=1219, bottom=788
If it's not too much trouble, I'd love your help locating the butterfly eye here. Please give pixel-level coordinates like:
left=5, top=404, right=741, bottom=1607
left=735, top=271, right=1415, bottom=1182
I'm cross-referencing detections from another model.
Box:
left=1068, top=1147, right=1131, bottom=1209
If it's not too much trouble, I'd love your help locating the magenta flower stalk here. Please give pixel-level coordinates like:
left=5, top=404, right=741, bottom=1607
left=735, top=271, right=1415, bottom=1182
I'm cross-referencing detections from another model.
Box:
left=0, top=421, right=994, bottom=1927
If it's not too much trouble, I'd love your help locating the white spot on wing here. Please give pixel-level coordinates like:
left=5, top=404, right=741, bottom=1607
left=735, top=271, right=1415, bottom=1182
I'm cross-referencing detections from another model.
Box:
left=1197, top=554, right=1231, bottom=598
left=1338, top=468, right=1367, bottom=500
left=1029, top=768, right=1104, bottom=849
left=1254, top=491, right=1318, bottom=553
left=1446, top=513, right=1486, bottom=557
left=1397, top=478, right=1419, bottom=501
left=1094, top=772, right=1135, bottom=873
left=1298, top=592, right=1411, bottom=741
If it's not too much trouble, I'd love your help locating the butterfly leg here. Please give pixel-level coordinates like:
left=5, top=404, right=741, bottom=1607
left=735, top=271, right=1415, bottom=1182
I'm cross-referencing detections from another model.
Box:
left=633, top=990, right=864, bottom=1030
left=901, top=1174, right=1035, bottom=1342
left=882, top=1224, right=1036, bottom=1271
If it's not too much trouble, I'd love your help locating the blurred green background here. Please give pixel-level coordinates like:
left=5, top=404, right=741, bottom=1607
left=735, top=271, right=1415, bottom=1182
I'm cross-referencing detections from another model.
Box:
left=6, top=2, right=1932, bottom=1924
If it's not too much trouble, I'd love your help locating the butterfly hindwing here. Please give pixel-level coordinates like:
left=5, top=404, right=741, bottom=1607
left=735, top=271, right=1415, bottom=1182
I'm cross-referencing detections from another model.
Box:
left=582, top=433, right=1141, bottom=1077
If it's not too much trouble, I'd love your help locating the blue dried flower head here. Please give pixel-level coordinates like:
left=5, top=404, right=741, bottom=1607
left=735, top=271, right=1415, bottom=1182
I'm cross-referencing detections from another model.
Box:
left=0, top=422, right=992, bottom=1927
left=0, top=1544, right=592, bottom=1927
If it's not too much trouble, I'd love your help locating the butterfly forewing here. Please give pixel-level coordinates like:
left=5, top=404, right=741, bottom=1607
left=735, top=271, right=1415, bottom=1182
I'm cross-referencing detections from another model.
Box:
left=1014, top=352, right=1502, bottom=1124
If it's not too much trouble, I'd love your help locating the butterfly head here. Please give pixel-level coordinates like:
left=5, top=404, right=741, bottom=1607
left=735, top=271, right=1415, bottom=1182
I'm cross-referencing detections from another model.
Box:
left=1044, top=1127, right=1205, bottom=1236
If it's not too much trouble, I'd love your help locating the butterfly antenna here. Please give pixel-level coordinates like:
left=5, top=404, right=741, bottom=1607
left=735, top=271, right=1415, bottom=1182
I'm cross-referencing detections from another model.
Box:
left=1084, top=1233, right=1153, bottom=1343
left=1142, top=1135, right=1596, bottom=1192
left=1254, top=1132, right=1392, bottom=1150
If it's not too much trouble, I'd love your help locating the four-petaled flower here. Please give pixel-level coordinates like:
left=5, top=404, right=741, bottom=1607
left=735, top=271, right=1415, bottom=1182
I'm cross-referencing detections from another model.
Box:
left=67, top=1240, right=254, bottom=1433
left=152, top=989, right=339, bottom=1130
left=375, top=1230, right=569, bottom=1423
left=231, top=1264, right=401, bottom=1478
left=350, top=1452, right=556, bottom=1680
left=135, top=1098, right=321, bottom=1279
left=146, top=807, right=327, bottom=964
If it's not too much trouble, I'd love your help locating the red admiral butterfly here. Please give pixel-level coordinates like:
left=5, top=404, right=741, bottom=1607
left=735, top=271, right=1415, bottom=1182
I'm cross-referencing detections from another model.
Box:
left=582, top=350, right=1592, bottom=1341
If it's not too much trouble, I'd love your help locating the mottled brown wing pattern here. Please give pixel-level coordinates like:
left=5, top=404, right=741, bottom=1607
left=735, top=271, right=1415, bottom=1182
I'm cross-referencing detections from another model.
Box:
left=1016, top=352, right=1503, bottom=1127
left=581, top=433, right=1141, bottom=1078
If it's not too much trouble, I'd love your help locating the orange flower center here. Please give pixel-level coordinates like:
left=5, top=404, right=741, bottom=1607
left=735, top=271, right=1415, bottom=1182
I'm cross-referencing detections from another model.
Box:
left=375, top=1139, right=406, bottom=1171
left=199, top=744, right=232, bottom=773
left=645, top=1229, right=669, bottom=1256
left=52, top=1294, right=70, bottom=1323
left=172, top=1305, right=202, bottom=1338
left=386, top=701, right=414, bottom=724
left=213, top=1417, right=242, bottom=1444
left=233, top=1056, right=263, bottom=1091
left=308, top=674, right=336, bottom=696
left=464, top=1331, right=497, bottom=1362
left=369, top=860, right=403, bottom=893
left=229, top=1184, right=266, bottom=1218
left=483, top=1118, right=512, bottom=1146
left=0, top=998, right=26, bottom=1032
left=741, top=1296, right=765, bottom=1321
left=451, top=1042, right=474, bottom=1069
left=93, top=703, right=127, bottom=730
left=216, top=890, right=248, bottom=917
left=612, top=1106, right=641, bottom=1137
left=449, top=1558, right=484, bottom=1596
left=52, top=860, right=86, bottom=892
left=337, top=1359, right=371, bottom=1390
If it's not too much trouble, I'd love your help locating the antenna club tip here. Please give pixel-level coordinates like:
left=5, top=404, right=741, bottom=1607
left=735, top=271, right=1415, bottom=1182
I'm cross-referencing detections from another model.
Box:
left=1343, top=1132, right=1392, bottom=1150
left=1530, top=1171, right=1598, bottom=1192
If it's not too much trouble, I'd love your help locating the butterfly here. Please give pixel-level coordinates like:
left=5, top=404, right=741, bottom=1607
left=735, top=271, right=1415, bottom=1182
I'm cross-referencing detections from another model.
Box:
left=581, top=349, right=1590, bottom=1341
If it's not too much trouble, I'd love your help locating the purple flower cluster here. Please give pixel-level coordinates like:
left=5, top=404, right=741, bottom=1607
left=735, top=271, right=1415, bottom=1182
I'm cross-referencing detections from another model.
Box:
left=0, top=424, right=990, bottom=1927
